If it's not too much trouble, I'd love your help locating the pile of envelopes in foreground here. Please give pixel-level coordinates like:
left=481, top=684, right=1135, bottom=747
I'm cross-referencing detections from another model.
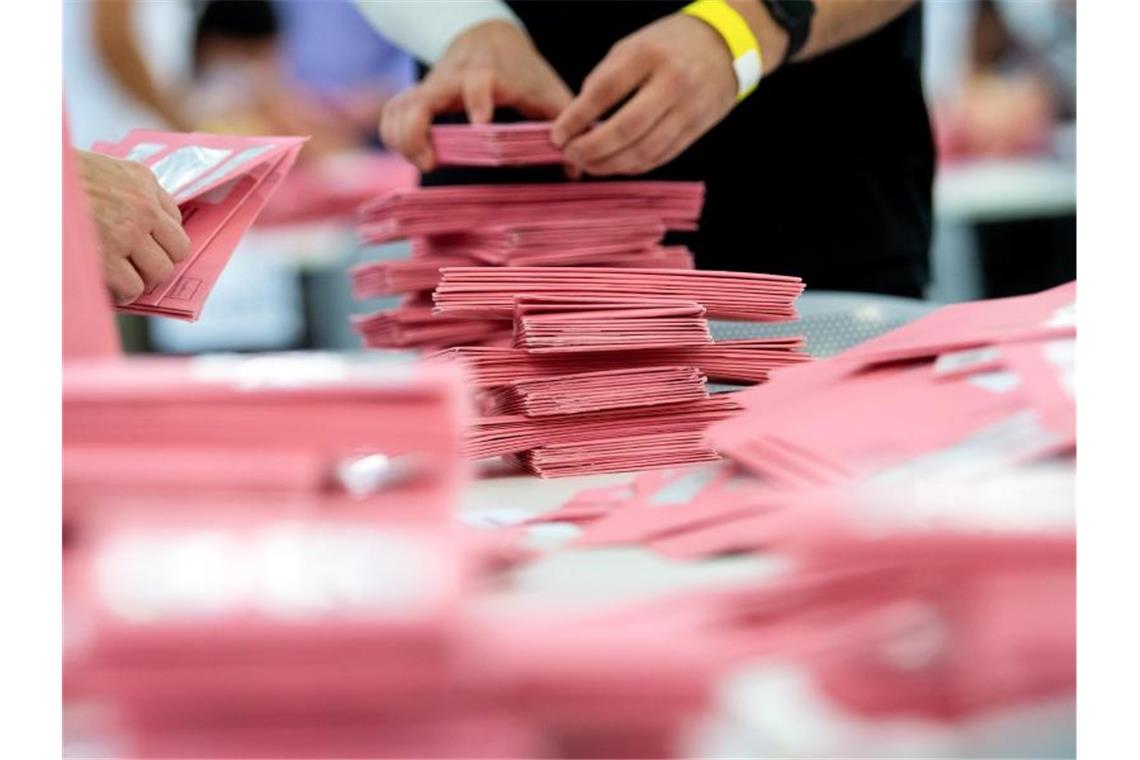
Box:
left=92, top=129, right=306, bottom=321
left=62, top=287, right=1076, bottom=758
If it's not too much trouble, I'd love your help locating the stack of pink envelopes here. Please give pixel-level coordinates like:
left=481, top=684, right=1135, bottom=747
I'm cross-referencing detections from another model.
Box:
left=414, top=216, right=670, bottom=265
left=707, top=281, right=1076, bottom=488
left=351, top=302, right=511, bottom=349
left=486, top=366, right=710, bottom=418
left=349, top=126, right=807, bottom=477
left=358, top=181, right=704, bottom=243
left=441, top=277, right=805, bottom=476
left=433, top=266, right=804, bottom=321
left=352, top=247, right=694, bottom=301
left=63, top=516, right=511, bottom=760
left=62, top=353, right=469, bottom=527
left=431, top=121, right=565, bottom=166
left=512, top=298, right=712, bottom=352
left=92, top=129, right=306, bottom=321
left=432, top=338, right=810, bottom=389
left=351, top=180, right=705, bottom=350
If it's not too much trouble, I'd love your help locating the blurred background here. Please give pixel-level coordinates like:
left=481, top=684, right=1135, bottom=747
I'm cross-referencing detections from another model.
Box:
left=63, top=0, right=1076, bottom=355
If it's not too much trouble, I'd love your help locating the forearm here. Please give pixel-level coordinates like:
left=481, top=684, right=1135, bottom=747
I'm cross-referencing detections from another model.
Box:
left=726, top=0, right=917, bottom=75
left=93, top=0, right=188, bottom=130
left=352, top=0, right=523, bottom=64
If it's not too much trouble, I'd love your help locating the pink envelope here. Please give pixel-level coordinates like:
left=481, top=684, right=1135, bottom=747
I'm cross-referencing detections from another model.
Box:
left=358, top=181, right=705, bottom=243
left=432, top=338, right=809, bottom=388
left=433, top=266, right=804, bottom=321
left=842, top=281, right=1076, bottom=366
left=93, top=130, right=308, bottom=320
left=431, top=121, right=564, bottom=167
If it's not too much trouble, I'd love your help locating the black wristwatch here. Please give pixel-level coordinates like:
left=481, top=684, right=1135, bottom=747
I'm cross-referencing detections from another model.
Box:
left=761, top=0, right=816, bottom=64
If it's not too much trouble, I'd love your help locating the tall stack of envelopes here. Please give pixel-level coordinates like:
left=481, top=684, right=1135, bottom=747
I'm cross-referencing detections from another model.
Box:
left=352, top=123, right=809, bottom=475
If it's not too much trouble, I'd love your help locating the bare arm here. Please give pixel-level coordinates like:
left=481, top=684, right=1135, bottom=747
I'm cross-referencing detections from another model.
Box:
left=554, top=0, right=920, bottom=176
left=92, top=0, right=191, bottom=130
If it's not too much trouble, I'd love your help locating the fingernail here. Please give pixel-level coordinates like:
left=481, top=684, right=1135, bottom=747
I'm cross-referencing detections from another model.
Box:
left=550, top=129, right=566, bottom=147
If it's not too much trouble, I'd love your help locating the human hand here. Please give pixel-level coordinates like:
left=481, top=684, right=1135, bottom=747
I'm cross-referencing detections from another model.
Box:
left=77, top=150, right=192, bottom=305
left=551, top=13, right=740, bottom=176
left=379, top=20, right=573, bottom=171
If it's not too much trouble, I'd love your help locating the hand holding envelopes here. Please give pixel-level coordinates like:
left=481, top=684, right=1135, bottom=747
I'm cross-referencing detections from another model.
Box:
left=92, top=129, right=306, bottom=320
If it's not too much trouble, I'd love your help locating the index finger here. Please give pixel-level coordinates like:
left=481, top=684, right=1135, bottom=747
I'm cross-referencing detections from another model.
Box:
left=550, top=46, right=653, bottom=147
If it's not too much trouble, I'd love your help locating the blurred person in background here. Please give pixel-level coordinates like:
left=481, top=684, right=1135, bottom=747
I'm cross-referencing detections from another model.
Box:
left=189, top=0, right=358, bottom=159
left=925, top=0, right=1076, bottom=298
left=63, top=0, right=196, bottom=148
left=275, top=0, right=416, bottom=148
left=66, top=0, right=414, bottom=159
left=190, top=0, right=413, bottom=160
left=64, top=1, right=416, bottom=353
left=929, top=0, right=1075, bottom=160
left=356, top=0, right=935, bottom=298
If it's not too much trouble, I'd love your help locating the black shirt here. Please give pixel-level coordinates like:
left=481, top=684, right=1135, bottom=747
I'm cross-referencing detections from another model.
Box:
left=422, top=2, right=934, bottom=298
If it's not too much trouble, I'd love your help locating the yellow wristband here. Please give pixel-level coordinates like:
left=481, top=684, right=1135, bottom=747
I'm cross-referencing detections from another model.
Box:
left=681, top=0, right=762, bottom=101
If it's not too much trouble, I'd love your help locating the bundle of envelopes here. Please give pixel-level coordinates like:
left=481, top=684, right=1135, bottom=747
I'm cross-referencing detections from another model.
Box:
left=453, top=280, right=805, bottom=476
left=431, top=338, right=810, bottom=389
left=62, top=353, right=469, bottom=526
left=414, top=217, right=671, bottom=266
left=92, top=129, right=306, bottom=320
left=433, top=267, right=804, bottom=321
left=349, top=125, right=806, bottom=475
left=431, top=122, right=565, bottom=166
left=707, top=281, right=1076, bottom=488
left=351, top=301, right=511, bottom=350
left=512, top=298, right=712, bottom=352
left=351, top=247, right=694, bottom=300
left=63, top=516, right=508, bottom=759
left=351, top=179, right=705, bottom=350
left=358, top=181, right=704, bottom=243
